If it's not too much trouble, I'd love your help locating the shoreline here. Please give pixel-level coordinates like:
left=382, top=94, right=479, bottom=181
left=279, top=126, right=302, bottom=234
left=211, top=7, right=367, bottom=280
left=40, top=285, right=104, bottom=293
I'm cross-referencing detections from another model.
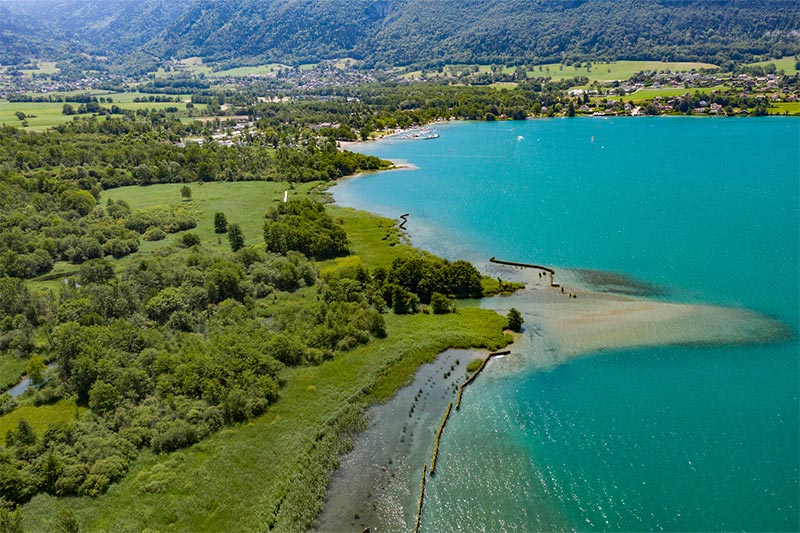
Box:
left=320, top=125, right=795, bottom=531
left=317, top=251, right=792, bottom=531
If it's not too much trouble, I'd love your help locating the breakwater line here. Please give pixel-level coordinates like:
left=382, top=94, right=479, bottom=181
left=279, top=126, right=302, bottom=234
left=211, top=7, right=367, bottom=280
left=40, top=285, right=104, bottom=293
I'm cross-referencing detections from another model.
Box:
left=456, top=350, right=510, bottom=410
left=430, top=402, right=452, bottom=476
left=415, top=348, right=510, bottom=530
left=415, top=464, right=427, bottom=533
left=399, top=213, right=409, bottom=230
left=489, top=257, right=560, bottom=288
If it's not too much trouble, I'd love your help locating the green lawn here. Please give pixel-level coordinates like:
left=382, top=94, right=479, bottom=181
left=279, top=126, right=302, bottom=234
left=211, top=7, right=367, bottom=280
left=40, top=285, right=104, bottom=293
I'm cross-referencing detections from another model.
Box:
left=744, top=56, right=799, bottom=75
left=0, top=398, right=85, bottom=438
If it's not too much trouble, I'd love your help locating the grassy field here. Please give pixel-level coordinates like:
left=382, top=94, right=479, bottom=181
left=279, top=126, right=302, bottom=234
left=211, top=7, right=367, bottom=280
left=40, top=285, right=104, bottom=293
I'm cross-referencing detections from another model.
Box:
left=625, top=85, right=728, bottom=102
left=744, top=56, right=799, bottom=75
left=20, top=180, right=512, bottom=531
left=0, top=92, right=205, bottom=131
left=533, top=60, right=719, bottom=81
left=0, top=398, right=85, bottom=437
left=400, top=61, right=718, bottom=83
left=102, top=181, right=321, bottom=260
left=206, top=64, right=288, bottom=77
left=767, top=101, right=800, bottom=116
left=1, top=61, right=60, bottom=77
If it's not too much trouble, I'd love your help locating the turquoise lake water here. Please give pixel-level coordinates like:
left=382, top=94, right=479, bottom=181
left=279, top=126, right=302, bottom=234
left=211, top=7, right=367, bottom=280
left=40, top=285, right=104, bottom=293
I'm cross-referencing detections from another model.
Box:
left=334, top=117, right=799, bottom=531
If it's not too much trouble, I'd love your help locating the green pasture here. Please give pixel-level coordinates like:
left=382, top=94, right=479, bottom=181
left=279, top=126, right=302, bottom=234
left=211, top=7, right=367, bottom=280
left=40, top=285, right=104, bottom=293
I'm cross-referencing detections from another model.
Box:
left=0, top=92, right=204, bottom=131
left=532, top=60, right=719, bottom=81
left=767, top=101, right=800, bottom=116
left=624, top=85, right=728, bottom=102
left=206, top=64, right=289, bottom=78
left=103, top=181, right=320, bottom=261
left=0, top=399, right=85, bottom=438
left=744, top=56, right=799, bottom=74
left=1, top=61, right=60, bottom=77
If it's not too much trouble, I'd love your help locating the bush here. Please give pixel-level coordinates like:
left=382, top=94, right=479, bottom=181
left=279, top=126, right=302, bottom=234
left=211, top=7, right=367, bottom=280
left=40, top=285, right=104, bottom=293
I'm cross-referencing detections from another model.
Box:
left=466, top=358, right=483, bottom=373
left=506, top=308, right=523, bottom=332
left=430, top=292, right=453, bottom=314
left=79, top=258, right=115, bottom=285
left=142, top=226, right=166, bottom=241
left=178, top=233, right=201, bottom=247
left=151, top=419, right=199, bottom=453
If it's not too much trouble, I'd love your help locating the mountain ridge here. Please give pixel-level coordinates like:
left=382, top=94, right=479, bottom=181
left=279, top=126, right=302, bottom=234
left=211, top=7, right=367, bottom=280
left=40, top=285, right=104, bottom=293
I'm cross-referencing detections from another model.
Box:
left=1, top=0, right=798, bottom=68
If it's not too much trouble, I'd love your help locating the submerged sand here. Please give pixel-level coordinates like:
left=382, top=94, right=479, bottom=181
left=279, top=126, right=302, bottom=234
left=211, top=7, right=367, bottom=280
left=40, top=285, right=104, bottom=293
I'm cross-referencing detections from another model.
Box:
left=480, top=262, right=791, bottom=365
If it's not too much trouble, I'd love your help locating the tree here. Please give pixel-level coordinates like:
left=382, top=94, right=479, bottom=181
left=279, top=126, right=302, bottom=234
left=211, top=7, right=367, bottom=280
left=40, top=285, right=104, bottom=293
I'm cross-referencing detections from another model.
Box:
left=180, top=185, right=192, bottom=201
left=506, top=308, right=523, bottom=332
left=25, top=355, right=47, bottom=387
left=214, top=212, right=228, bottom=234
left=79, top=258, right=115, bottom=285
left=227, top=224, right=244, bottom=252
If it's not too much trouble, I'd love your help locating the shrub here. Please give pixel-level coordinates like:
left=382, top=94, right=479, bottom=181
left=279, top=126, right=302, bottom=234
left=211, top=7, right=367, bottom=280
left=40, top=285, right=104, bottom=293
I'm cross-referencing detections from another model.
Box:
left=506, top=308, right=523, bottom=332
left=466, top=358, right=483, bottom=373
left=178, top=233, right=201, bottom=247
left=430, top=292, right=453, bottom=314
left=142, top=226, right=166, bottom=241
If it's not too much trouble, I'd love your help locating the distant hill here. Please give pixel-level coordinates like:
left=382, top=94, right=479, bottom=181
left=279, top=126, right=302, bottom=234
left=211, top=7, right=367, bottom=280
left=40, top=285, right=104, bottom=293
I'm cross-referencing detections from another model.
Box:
left=0, top=0, right=190, bottom=64
left=1, top=0, right=798, bottom=68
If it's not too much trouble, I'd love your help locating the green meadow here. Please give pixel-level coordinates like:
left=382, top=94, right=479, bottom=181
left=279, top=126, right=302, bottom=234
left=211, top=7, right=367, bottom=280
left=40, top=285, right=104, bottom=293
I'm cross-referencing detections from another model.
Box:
left=15, top=180, right=512, bottom=532
left=0, top=399, right=85, bottom=437
left=533, top=60, right=719, bottom=81
left=0, top=92, right=205, bottom=131
left=744, top=56, right=800, bottom=74
left=400, top=60, right=718, bottom=83
left=625, top=85, right=728, bottom=102
left=102, top=181, right=321, bottom=260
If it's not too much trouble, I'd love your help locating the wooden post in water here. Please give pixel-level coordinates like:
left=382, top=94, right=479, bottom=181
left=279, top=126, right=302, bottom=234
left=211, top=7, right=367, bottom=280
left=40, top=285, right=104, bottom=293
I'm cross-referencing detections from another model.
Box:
left=415, top=464, right=427, bottom=533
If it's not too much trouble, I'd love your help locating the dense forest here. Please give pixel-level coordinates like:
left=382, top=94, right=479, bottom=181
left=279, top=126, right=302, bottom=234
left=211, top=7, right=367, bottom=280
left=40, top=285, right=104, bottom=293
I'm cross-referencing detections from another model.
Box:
left=1, top=0, right=798, bottom=69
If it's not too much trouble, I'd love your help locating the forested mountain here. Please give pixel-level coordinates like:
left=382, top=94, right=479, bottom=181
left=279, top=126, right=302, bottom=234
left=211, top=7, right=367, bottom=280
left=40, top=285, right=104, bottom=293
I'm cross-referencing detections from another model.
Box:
left=1, top=0, right=799, bottom=67
left=0, top=0, right=190, bottom=63
left=149, top=0, right=800, bottom=68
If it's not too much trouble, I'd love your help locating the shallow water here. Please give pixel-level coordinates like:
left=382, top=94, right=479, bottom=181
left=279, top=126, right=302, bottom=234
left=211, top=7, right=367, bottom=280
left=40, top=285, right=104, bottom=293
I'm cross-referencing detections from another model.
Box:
left=330, top=117, right=799, bottom=531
